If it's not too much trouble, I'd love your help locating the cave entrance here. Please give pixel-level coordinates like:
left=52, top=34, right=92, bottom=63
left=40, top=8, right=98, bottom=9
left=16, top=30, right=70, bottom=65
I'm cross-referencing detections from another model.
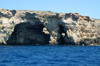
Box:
left=7, top=22, right=50, bottom=45
left=58, top=25, right=66, bottom=44
left=58, top=25, right=75, bottom=45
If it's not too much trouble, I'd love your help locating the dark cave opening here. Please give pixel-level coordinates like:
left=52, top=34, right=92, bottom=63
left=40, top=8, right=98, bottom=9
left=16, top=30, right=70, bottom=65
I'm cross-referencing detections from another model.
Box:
left=58, top=25, right=66, bottom=44
left=58, top=25, right=76, bottom=45
left=7, top=22, right=50, bottom=45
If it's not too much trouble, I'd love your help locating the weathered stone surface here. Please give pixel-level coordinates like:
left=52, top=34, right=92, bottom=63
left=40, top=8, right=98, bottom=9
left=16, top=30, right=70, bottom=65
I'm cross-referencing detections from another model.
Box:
left=0, top=9, right=100, bottom=45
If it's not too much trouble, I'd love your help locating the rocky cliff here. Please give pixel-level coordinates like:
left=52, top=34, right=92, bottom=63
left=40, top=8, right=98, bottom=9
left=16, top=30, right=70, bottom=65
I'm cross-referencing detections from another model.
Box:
left=0, top=9, right=100, bottom=45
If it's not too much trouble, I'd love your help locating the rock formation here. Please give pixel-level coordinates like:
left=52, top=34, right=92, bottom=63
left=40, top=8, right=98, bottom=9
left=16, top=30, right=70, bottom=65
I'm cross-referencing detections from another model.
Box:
left=0, top=9, right=100, bottom=45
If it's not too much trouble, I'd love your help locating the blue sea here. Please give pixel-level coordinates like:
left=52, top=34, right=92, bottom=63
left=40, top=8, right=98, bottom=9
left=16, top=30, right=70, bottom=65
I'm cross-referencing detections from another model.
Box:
left=0, top=45, right=100, bottom=66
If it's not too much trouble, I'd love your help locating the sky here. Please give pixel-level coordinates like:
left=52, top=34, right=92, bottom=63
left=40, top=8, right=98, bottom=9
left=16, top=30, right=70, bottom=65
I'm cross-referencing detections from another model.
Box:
left=0, top=0, right=100, bottom=19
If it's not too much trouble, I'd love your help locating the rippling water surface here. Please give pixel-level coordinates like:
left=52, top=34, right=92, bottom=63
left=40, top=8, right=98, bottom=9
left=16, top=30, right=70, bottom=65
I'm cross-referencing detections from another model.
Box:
left=0, top=45, right=100, bottom=66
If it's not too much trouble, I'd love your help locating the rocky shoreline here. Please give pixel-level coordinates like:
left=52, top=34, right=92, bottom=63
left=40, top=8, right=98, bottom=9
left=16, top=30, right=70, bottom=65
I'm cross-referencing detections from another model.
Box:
left=0, top=9, right=100, bottom=45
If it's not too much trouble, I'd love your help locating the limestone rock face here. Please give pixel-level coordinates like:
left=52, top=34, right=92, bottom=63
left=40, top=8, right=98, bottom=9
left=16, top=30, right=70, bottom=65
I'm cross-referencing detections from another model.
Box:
left=0, top=9, right=100, bottom=45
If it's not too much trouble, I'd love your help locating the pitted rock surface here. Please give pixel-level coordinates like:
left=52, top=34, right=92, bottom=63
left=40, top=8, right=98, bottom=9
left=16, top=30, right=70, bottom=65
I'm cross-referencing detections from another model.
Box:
left=0, top=9, right=100, bottom=45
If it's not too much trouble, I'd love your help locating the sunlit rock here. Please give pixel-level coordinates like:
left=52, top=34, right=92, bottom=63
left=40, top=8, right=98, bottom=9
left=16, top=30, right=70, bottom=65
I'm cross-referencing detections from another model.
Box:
left=0, top=9, right=100, bottom=45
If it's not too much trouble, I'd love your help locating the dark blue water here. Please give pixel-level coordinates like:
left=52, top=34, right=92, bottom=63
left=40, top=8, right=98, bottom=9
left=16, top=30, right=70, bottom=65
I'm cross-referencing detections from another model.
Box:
left=0, top=46, right=100, bottom=66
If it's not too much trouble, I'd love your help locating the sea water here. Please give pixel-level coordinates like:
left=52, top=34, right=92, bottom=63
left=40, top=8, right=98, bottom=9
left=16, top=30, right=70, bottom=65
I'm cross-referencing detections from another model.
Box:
left=0, top=45, right=100, bottom=66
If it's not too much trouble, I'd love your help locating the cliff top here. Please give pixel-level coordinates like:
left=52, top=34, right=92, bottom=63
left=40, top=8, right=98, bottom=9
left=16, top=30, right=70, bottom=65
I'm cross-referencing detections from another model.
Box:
left=0, top=8, right=94, bottom=20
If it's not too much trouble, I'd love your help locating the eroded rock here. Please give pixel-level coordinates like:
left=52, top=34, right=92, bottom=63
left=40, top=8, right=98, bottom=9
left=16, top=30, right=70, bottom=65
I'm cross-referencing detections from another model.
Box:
left=0, top=9, right=100, bottom=45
